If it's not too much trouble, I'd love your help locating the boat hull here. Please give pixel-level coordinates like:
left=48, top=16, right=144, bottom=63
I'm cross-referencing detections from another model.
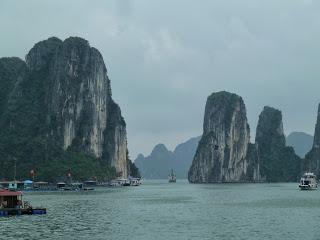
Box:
left=299, top=185, right=317, bottom=190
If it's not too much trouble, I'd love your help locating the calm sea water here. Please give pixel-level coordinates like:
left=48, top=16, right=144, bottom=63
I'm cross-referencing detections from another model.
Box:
left=1, top=180, right=320, bottom=240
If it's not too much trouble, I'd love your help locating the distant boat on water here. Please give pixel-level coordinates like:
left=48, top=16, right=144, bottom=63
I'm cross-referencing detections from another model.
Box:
left=299, top=172, right=317, bottom=190
left=168, top=169, right=176, bottom=183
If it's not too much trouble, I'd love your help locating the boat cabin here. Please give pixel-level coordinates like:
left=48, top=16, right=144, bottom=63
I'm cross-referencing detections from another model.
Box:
left=129, top=178, right=141, bottom=186
left=84, top=180, right=97, bottom=187
left=299, top=172, right=317, bottom=190
left=71, top=183, right=83, bottom=190
left=57, top=182, right=66, bottom=189
left=0, top=189, right=23, bottom=209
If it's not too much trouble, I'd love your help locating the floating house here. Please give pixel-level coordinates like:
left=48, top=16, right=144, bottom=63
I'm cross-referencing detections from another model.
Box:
left=0, top=188, right=22, bottom=209
left=23, top=180, right=33, bottom=190
left=33, top=182, right=49, bottom=190
left=0, top=181, right=24, bottom=190
left=0, top=189, right=46, bottom=216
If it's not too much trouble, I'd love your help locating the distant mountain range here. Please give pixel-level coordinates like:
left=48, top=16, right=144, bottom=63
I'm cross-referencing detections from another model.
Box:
left=286, top=132, right=313, bottom=158
left=134, top=136, right=201, bottom=179
left=134, top=131, right=312, bottom=180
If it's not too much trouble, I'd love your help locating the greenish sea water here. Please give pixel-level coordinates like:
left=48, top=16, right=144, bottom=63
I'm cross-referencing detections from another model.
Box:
left=1, top=180, right=320, bottom=240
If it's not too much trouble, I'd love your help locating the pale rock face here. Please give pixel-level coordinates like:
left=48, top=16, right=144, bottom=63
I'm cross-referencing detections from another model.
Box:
left=303, top=104, right=320, bottom=176
left=188, top=91, right=252, bottom=183
left=25, top=37, right=128, bottom=177
left=189, top=92, right=300, bottom=183
left=312, top=104, right=320, bottom=148
left=111, top=125, right=128, bottom=177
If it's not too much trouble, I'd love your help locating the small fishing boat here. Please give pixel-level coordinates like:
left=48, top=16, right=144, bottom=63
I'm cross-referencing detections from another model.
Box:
left=168, top=169, right=176, bottom=183
left=0, top=189, right=46, bottom=216
left=299, top=172, right=317, bottom=190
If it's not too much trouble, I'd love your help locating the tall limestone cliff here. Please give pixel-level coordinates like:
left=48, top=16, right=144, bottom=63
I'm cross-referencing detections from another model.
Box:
left=0, top=37, right=128, bottom=181
left=188, top=92, right=301, bottom=183
left=188, top=91, right=254, bottom=183
left=303, top=104, right=320, bottom=175
left=255, top=106, right=300, bottom=182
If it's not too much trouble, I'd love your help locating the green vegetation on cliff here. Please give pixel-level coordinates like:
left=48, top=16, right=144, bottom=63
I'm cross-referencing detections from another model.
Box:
left=303, top=104, right=320, bottom=176
left=0, top=37, right=130, bottom=182
left=256, top=106, right=301, bottom=182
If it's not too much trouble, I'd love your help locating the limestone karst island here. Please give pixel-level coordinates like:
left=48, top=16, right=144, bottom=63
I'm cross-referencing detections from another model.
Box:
left=1, top=1, right=320, bottom=240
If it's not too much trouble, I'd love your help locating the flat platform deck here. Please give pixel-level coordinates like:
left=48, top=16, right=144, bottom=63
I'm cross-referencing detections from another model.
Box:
left=0, top=208, right=46, bottom=216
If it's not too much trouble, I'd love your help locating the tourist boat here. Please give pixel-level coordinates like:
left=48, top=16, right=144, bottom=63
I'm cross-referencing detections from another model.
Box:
left=168, top=169, right=176, bottom=183
left=112, top=178, right=131, bottom=186
left=0, top=188, right=46, bottom=216
left=129, top=177, right=141, bottom=186
left=57, top=182, right=95, bottom=191
left=299, top=172, right=317, bottom=190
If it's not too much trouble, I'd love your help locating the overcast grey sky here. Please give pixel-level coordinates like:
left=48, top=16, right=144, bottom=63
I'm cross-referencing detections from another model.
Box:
left=1, top=0, right=320, bottom=158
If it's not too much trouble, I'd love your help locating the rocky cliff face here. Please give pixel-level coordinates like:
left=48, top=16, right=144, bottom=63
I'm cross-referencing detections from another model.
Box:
left=188, top=91, right=252, bottom=183
left=0, top=57, right=27, bottom=116
left=0, top=37, right=128, bottom=180
left=303, top=104, right=320, bottom=175
left=188, top=92, right=301, bottom=183
left=255, top=107, right=300, bottom=182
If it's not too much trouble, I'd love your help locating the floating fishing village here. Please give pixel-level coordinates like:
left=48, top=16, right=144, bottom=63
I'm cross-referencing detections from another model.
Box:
left=0, top=166, right=142, bottom=217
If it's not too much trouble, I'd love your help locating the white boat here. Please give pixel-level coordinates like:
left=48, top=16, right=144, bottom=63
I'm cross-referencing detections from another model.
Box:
left=130, top=178, right=141, bottom=186
left=299, top=172, right=317, bottom=190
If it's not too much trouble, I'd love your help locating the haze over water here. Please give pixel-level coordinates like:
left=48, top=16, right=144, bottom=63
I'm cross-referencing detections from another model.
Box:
left=1, top=181, right=319, bottom=240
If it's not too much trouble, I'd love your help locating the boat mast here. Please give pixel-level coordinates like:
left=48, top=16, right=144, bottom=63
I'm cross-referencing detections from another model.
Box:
left=13, top=157, right=17, bottom=181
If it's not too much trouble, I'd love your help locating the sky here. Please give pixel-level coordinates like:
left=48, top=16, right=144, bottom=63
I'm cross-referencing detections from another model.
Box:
left=1, top=0, right=320, bottom=159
